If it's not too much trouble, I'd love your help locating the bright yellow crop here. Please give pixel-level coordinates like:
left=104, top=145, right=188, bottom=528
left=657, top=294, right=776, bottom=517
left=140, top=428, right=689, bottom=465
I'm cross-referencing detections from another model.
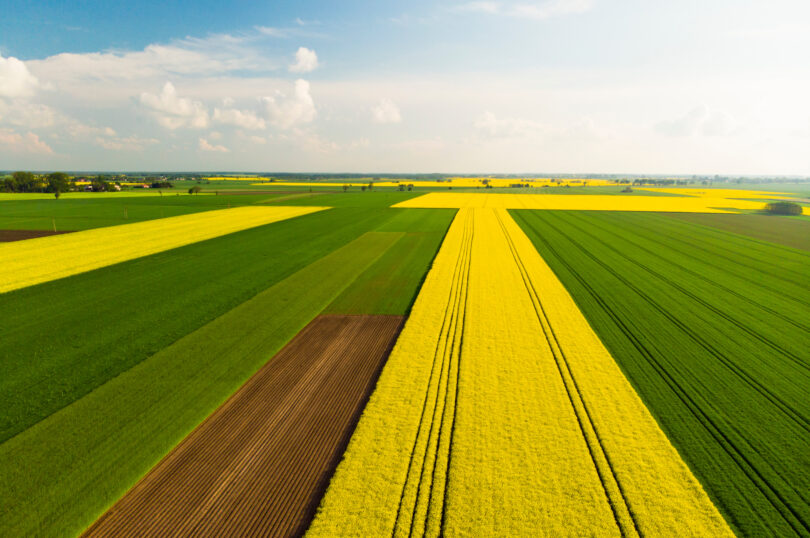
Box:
left=393, top=192, right=769, bottom=213
left=308, top=208, right=731, bottom=536
left=0, top=205, right=326, bottom=294
left=245, top=178, right=616, bottom=188
left=0, top=191, right=214, bottom=201
left=637, top=187, right=795, bottom=199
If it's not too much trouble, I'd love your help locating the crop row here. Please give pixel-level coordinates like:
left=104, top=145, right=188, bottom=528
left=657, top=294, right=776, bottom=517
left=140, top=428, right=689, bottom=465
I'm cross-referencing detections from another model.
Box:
left=512, top=209, right=810, bottom=536
left=308, top=208, right=729, bottom=536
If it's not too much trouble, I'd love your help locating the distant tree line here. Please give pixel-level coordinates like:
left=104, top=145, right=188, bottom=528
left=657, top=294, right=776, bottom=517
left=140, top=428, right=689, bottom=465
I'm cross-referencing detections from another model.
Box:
left=2, top=172, right=72, bottom=193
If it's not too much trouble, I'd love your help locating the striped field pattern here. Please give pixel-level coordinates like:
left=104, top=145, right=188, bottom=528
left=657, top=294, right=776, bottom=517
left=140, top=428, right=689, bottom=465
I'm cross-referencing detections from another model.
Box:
left=0, top=205, right=326, bottom=294
left=307, top=208, right=731, bottom=536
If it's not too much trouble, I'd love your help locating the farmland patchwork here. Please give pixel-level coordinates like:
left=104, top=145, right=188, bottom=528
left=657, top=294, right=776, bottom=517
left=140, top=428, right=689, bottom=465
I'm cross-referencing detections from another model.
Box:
left=308, top=208, right=731, bottom=536
left=0, top=205, right=325, bottom=294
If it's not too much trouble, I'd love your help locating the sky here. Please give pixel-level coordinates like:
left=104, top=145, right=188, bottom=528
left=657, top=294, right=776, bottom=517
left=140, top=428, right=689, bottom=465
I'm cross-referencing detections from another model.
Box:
left=0, top=0, right=809, bottom=174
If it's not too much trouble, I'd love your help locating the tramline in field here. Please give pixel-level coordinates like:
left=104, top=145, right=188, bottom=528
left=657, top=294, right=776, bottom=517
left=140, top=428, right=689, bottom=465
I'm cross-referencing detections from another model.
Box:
left=308, top=207, right=731, bottom=536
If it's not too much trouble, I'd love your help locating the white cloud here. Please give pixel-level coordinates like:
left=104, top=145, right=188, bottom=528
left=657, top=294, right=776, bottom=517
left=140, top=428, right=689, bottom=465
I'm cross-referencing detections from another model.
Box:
left=95, top=135, right=159, bottom=151
left=263, top=79, right=316, bottom=129
left=0, top=100, right=58, bottom=128
left=474, top=111, right=547, bottom=138
left=199, top=137, right=229, bottom=152
left=456, top=0, right=593, bottom=19
left=0, top=55, right=39, bottom=98
left=0, top=128, right=53, bottom=153
left=372, top=98, right=402, bottom=124
left=27, top=33, right=277, bottom=86
left=289, top=47, right=319, bottom=73
left=256, top=26, right=289, bottom=38
left=655, top=105, right=735, bottom=137
left=213, top=107, right=266, bottom=130
left=140, top=82, right=209, bottom=129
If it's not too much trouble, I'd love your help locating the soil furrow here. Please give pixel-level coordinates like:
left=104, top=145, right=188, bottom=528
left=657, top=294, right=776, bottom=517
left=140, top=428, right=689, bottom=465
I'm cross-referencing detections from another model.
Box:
left=82, top=314, right=404, bottom=538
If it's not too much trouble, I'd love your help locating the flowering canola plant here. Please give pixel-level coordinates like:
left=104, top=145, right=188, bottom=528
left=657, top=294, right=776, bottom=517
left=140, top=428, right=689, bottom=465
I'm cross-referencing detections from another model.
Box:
left=0, top=205, right=326, bottom=294
left=307, top=208, right=732, bottom=536
left=393, top=192, right=770, bottom=213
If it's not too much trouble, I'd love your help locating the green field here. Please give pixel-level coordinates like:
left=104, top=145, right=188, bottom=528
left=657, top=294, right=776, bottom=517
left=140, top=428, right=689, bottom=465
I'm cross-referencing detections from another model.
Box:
left=326, top=209, right=455, bottom=315
left=0, top=193, right=284, bottom=231
left=512, top=210, right=810, bottom=537
left=0, top=204, right=454, bottom=536
left=668, top=212, right=810, bottom=252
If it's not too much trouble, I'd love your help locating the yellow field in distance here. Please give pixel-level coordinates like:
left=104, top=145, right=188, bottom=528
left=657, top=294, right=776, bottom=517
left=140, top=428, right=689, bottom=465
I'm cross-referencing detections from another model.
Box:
left=0, top=205, right=326, bottom=294
left=392, top=192, right=772, bottom=213
left=246, top=177, right=616, bottom=188
left=308, top=207, right=731, bottom=536
left=637, top=187, right=795, bottom=199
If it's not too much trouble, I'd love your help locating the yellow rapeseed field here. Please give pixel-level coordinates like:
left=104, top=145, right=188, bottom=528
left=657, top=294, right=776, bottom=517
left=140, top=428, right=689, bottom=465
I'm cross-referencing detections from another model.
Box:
left=0, top=205, right=325, bottom=294
left=636, top=187, right=794, bottom=199
left=245, top=178, right=615, bottom=188
left=308, top=207, right=732, bottom=536
left=393, top=192, right=768, bottom=213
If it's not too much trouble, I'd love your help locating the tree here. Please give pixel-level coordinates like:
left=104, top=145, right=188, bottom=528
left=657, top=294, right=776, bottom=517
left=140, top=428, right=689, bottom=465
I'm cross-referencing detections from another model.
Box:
left=6, top=171, right=39, bottom=192
left=765, top=201, right=802, bottom=216
left=367, top=181, right=373, bottom=191
left=398, top=184, right=405, bottom=191
left=46, top=172, right=70, bottom=194
left=188, top=186, right=202, bottom=195
left=54, top=190, right=61, bottom=199
left=92, top=176, right=112, bottom=192
left=343, top=184, right=350, bottom=192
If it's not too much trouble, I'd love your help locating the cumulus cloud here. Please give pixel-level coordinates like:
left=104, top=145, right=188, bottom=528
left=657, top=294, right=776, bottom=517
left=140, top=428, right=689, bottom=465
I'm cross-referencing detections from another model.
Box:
left=288, top=47, right=319, bottom=73
left=474, top=111, right=547, bottom=138
left=95, top=135, right=159, bottom=151
left=199, top=137, right=229, bottom=152
left=372, top=98, right=402, bottom=124
left=263, top=79, right=316, bottom=129
left=456, top=0, right=593, bottom=19
left=213, top=107, right=266, bottom=130
left=0, top=54, right=39, bottom=98
left=0, top=128, right=53, bottom=153
left=655, top=105, right=735, bottom=137
left=0, top=100, right=58, bottom=128
left=140, top=82, right=209, bottom=129
left=28, top=34, right=276, bottom=85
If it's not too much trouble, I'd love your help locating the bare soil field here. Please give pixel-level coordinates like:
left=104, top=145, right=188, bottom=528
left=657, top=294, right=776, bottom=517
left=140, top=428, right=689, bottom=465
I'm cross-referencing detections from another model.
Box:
left=0, top=229, right=74, bottom=242
left=82, top=314, right=404, bottom=538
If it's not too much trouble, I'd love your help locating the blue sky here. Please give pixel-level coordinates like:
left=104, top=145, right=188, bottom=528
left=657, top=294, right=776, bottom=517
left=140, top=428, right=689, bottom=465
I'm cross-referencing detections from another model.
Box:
left=1, top=0, right=809, bottom=173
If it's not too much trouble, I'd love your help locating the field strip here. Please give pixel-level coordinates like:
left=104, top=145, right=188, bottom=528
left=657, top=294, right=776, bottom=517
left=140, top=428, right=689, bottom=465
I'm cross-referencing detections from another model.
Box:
left=82, top=314, right=404, bottom=537
left=0, top=191, right=220, bottom=201
left=512, top=209, right=810, bottom=535
left=0, top=205, right=326, bottom=294
left=308, top=208, right=731, bottom=536
left=392, top=192, right=766, bottom=213
left=0, top=231, right=401, bottom=537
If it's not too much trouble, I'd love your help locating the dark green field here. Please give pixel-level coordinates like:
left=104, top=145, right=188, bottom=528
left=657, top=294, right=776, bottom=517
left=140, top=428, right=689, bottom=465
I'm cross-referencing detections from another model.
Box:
left=668, top=212, right=810, bottom=252
left=0, top=193, right=281, bottom=231
left=513, top=210, right=810, bottom=537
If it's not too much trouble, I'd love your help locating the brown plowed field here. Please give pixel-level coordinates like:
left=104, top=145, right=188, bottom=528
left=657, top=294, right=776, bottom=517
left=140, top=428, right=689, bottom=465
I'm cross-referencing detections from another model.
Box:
left=83, top=314, right=404, bottom=538
left=0, top=229, right=74, bottom=242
